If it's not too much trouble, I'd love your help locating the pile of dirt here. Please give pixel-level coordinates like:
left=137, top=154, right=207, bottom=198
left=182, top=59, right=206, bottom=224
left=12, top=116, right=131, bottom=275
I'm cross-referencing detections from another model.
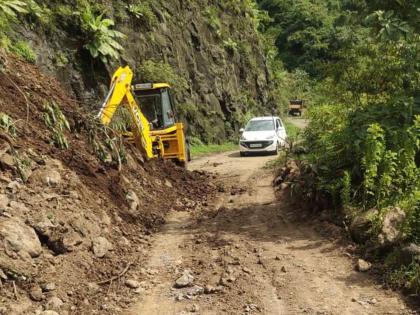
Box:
left=0, top=52, right=216, bottom=315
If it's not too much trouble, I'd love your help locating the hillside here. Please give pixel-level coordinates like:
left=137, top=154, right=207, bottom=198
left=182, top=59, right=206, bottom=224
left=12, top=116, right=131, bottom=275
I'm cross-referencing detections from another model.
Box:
left=260, top=0, right=420, bottom=296
left=0, top=51, right=215, bottom=314
left=2, top=0, right=272, bottom=143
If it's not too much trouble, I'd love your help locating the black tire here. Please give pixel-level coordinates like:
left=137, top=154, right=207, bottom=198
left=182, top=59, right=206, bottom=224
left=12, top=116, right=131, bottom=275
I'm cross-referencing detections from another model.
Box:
left=271, top=143, right=280, bottom=156
left=178, top=137, right=190, bottom=168
left=240, top=152, right=247, bottom=157
left=186, top=141, right=191, bottom=162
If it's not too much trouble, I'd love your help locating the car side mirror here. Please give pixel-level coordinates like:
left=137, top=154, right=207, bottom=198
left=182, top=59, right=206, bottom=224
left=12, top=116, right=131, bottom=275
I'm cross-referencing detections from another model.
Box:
left=239, top=128, right=244, bottom=133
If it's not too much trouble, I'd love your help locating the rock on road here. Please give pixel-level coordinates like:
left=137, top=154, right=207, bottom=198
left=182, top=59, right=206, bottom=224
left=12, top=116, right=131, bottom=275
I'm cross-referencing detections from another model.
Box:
left=128, top=150, right=414, bottom=315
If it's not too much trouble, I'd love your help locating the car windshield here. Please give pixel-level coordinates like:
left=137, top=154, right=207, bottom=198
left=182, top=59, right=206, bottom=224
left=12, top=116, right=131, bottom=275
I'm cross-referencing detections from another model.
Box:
left=245, top=120, right=275, bottom=131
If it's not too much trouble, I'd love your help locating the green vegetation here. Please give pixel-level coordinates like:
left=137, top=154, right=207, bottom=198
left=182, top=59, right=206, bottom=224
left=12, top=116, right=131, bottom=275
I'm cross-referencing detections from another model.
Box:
left=259, top=0, right=419, bottom=293
left=136, top=60, right=189, bottom=93
left=283, top=119, right=301, bottom=139
left=223, top=38, right=238, bottom=54
left=10, top=40, right=36, bottom=63
left=43, top=101, right=71, bottom=149
left=80, top=5, right=125, bottom=63
left=0, top=1, right=27, bottom=18
left=86, top=117, right=127, bottom=168
left=190, top=141, right=237, bottom=158
left=204, top=6, right=222, bottom=37
left=0, top=112, right=17, bottom=137
left=126, top=2, right=157, bottom=27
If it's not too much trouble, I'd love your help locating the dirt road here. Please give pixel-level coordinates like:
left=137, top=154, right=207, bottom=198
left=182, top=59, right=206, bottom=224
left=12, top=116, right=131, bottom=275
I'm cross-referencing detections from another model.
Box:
left=287, top=117, right=309, bottom=130
left=129, top=152, right=414, bottom=315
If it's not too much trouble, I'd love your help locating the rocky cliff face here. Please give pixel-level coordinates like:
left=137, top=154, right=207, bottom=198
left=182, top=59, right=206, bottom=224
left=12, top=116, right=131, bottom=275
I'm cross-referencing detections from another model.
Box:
left=11, top=0, right=271, bottom=142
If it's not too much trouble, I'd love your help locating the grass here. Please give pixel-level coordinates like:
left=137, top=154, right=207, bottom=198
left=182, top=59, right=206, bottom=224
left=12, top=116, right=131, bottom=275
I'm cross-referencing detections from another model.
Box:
left=264, top=151, right=287, bottom=169
left=190, top=142, right=237, bottom=158
left=284, top=119, right=302, bottom=139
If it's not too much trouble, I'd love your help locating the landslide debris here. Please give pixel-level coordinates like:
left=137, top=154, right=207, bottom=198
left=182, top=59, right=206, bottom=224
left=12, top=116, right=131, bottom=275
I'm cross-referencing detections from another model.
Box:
left=0, top=51, right=215, bottom=315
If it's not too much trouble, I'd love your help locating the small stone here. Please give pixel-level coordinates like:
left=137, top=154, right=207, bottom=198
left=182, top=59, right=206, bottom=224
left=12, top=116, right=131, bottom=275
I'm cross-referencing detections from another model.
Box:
left=190, top=304, right=200, bottom=312
left=164, top=179, right=173, bottom=188
left=275, top=256, right=281, bottom=261
left=125, top=279, right=140, bottom=289
left=91, top=236, right=113, bottom=258
left=62, top=232, right=83, bottom=252
left=184, top=285, right=204, bottom=297
left=356, top=259, right=371, bottom=272
left=30, top=285, right=44, bottom=301
left=281, top=266, right=287, bottom=273
left=0, top=153, right=15, bottom=170
left=42, top=283, right=56, bottom=292
left=0, top=194, right=9, bottom=210
left=87, top=282, right=100, bottom=294
left=6, top=181, right=20, bottom=193
left=134, top=287, right=145, bottom=294
left=45, top=296, right=63, bottom=311
left=204, top=285, right=215, bottom=294
left=0, top=217, right=42, bottom=258
left=175, top=270, right=194, bottom=288
left=126, top=190, right=140, bottom=211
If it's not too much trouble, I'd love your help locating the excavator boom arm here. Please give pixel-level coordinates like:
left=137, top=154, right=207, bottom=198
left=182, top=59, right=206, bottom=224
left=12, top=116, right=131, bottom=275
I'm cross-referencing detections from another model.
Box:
left=97, top=66, right=154, bottom=159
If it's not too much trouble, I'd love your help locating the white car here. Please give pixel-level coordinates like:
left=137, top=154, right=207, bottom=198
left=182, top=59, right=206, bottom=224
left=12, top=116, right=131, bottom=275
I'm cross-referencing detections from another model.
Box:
left=239, top=116, right=287, bottom=156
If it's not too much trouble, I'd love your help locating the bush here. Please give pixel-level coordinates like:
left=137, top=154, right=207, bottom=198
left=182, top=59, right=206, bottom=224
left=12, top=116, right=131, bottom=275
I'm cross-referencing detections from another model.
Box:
left=126, top=2, right=157, bottom=27
left=204, top=6, right=222, bottom=37
left=136, top=60, right=188, bottom=93
left=176, top=103, right=198, bottom=121
left=304, top=102, right=419, bottom=210
left=80, top=5, right=125, bottom=63
left=10, top=40, right=36, bottom=63
left=223, top=38, right=238, bottom=54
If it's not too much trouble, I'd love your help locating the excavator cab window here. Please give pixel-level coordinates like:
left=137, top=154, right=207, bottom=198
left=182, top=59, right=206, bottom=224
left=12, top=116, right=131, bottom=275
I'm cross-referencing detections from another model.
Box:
left=134, top=88, right=175, bottom=130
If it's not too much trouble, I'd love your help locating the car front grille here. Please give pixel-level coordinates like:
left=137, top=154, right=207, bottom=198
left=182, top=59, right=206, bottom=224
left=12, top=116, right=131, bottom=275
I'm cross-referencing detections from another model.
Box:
left=240, top=141, right=274, bottom=149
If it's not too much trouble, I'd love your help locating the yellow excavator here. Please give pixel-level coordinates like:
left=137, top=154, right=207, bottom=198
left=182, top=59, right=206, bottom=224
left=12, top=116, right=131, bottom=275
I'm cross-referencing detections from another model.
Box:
left=97, top=66, right=189, bottom=165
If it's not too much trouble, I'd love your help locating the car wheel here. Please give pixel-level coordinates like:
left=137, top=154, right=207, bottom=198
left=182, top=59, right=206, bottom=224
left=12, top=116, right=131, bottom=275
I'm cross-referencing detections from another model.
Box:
left=271, top=143, right=280, bottom=156
left=240, top=152, right=247, bottom=157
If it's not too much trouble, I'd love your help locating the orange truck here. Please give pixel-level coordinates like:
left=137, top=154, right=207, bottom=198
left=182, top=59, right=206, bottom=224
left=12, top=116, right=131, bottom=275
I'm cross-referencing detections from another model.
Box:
left=288, top=99, right=304, bottom=116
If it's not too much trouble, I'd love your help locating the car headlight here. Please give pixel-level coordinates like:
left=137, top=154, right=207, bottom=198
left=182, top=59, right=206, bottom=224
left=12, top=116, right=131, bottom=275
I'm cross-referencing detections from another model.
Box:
left=240, top=135, right=247, bottom=141
left=265, top=135, right=276, bottom=140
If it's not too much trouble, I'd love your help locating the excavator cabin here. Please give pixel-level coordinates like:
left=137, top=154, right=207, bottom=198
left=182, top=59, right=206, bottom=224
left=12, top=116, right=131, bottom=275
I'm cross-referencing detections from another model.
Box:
left=132, top=83, right=189, bottom=163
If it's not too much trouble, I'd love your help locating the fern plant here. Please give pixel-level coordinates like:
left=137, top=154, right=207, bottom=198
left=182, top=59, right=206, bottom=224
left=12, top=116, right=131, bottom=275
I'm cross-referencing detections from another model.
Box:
left=0, top=0, right=27, bottom=18
left=80, top=6, right=126, bottom=63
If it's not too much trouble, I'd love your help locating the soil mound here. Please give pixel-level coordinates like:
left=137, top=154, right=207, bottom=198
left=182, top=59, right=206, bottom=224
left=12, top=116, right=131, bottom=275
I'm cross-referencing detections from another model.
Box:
left=0, top=52, right=215, bottom=314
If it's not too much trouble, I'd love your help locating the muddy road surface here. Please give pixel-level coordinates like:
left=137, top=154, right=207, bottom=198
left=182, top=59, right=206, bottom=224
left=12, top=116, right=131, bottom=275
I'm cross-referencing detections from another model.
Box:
left=128, top=151, right=414, bottom=315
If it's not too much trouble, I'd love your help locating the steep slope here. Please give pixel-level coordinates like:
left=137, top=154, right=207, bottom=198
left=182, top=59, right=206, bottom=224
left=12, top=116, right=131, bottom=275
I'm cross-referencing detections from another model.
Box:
left=7, top=0, right=272, bottom=142
left=0, top=51, right=215, bottom=314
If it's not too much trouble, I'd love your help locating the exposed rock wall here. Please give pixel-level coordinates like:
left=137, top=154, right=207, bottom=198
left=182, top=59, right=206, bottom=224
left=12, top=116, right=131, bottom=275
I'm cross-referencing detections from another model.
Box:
left=12, top=0, right=272, bottom=142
